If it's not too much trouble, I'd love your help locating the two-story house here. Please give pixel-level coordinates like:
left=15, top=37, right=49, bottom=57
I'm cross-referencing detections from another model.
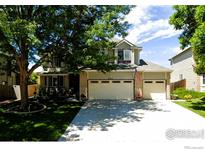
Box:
left=169, top=47, right=205, bottom=92
left=38, top=39, right=172, bottom=100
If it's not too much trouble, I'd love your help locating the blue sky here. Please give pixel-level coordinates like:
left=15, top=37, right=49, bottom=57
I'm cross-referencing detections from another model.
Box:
left=124, top=5, right=182, bottom=67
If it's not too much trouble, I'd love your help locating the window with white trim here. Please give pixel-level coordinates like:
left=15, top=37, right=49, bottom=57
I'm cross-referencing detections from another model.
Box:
left=117, top=49, right=132, bottom=64
left=124, top=50, right=131, bottom=61
left=202, top=74, right=205, bottom=85
left=179, top=74, right=183, bottom=80
left=44, top=76, right=64, bottom=87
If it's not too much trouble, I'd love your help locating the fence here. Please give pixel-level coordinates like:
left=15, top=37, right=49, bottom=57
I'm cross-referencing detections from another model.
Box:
left=0, top=84, right=15, bottom=98
left=170, top=79, right=186, bottom=92
left=0, top=84, right=37, bottom=99
left=28, top=84, right=38, bottom=97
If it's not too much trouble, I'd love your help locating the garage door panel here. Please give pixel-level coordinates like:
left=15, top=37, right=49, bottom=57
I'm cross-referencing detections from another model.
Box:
left=143, top=80, right=166, bottom=100
left=88, top=80, right=133, bottom=99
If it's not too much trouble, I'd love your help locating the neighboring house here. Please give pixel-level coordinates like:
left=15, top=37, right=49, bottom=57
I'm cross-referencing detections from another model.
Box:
left=0, top=55, right=17, bottom=86
left=38, top=39, right=172, bottom=100
left=169, top=47, right=205, bottom=92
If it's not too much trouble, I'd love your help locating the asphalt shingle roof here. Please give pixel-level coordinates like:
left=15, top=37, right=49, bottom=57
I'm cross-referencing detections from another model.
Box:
left=137, top=59, right=172, bottom=72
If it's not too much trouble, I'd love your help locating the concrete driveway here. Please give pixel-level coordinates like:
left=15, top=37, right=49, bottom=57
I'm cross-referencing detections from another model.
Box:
left=59, top=100, right=205, bottom=145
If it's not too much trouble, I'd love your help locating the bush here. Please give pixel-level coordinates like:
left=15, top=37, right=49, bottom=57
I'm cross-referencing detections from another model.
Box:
left=172, top=88, right=205, bottom=99
left=184, top=94, right=192, bottom=101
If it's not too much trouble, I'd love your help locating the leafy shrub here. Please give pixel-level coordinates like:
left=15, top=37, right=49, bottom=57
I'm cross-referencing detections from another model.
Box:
left=172, top=88, right=205, bottom=99
left=184, top=94, right=192, bottom=101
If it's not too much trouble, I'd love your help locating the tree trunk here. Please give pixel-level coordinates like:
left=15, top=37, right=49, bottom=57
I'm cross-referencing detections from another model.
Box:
left=19, top=61, right=28, bottom=109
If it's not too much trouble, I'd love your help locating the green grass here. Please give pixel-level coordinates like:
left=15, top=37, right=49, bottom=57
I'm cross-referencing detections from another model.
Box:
left=175, top=99, right=205, bottom=118
left=0, top=100, right=84, bottom=141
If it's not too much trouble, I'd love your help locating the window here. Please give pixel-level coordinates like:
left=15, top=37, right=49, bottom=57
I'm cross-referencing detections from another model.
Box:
left=202, top=74, right=205, bottom=85
left=90, top=81, right=99, bottom=83
left=124, top=50, right=131, bottom=61
left=101, top=81, right=109, bottom=83
left=45, top=76, right=64, bottom=87
left=144, top=81, right=153, bottom=83
left=58, top=76, right=64, bottom=87
left=179, top=74, right=183, bottom=80
left=48, top=76, right=52, bottom=86
left=123, top=81, right=132, bottom=83
left=44, top=76, right=48, bottom=86
left=53, top=77, right=57, bottom=86
left=53, top=57, right=61, bottom=67
left=117, top=49, right=132, bottom=64
left=112, top=81, right=121, bottom=83
left=156, top=81, right=164, bottom=83
left=118, top=50, right=124, bottom=61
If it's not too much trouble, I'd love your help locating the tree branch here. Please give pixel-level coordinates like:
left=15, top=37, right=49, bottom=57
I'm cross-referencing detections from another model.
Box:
left=27, top=53, right=48, bottom=76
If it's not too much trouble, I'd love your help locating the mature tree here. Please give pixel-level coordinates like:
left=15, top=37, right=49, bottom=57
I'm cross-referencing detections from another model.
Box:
left=169, top=5, right=205, bottom=74
left=0, top=6, right=133, bottom=108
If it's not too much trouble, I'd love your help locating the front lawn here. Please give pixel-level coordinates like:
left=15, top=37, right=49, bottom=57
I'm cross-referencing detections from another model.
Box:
left=0, top=100, right=84, bottom=141
left=175, top=99, right=205, bottom=118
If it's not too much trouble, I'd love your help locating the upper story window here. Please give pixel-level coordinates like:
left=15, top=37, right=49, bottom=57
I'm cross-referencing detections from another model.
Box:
left=118, top=49, right=132, bottom=64
left=179, top=74, right=183, bottom=80
left=53, top=57, right=61, bottom=67
left=51, top=57, right=64, bottom=67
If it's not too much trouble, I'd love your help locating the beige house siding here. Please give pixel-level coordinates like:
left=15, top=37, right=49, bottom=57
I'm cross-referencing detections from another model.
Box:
left=196, top=75, right=201, bottom=91
left=117, top=42, right=132, bottom=49
left=170, top=49, right=198, bottom=91
left=143, top=72, right=167, bottom=80
left=87, top=71, right=135, bottom=80
left=80, top=71, right=88, bottom=97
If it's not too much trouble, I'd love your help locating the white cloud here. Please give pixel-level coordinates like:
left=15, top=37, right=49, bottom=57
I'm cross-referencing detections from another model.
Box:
left=170, top=46, right=182, bottom=54
left=124, top=6, right=182, bottom=44
left=124, top=6, right=151, bottom=25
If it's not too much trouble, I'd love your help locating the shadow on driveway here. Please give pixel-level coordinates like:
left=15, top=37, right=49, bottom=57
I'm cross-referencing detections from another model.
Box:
left=59, top=100, right=169, bottom=141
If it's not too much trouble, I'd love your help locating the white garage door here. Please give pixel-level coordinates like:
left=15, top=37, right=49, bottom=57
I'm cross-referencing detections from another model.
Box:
left=88, top=80, right=134, bottom=99
left=143, top=80, right=166, bottom=100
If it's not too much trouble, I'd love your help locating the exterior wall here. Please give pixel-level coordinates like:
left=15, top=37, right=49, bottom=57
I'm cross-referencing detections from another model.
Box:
left=143, top=72, right=166, bottom=80
left=87, top=71, right=135, bottom=80
left=171, top=49, right=198, bottom=91
left=134, top=49, right=140, bottom=65
left=117, top=42, right=132, bottom=49
left=196, top=75, right=201, bottom=91
left=166, top=73, right=171, bottom=99
left=80, top=71, right=88, bottom=97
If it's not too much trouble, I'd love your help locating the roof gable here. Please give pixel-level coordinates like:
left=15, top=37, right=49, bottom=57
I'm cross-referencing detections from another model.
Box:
left=116, top=39, right=137, bottom=48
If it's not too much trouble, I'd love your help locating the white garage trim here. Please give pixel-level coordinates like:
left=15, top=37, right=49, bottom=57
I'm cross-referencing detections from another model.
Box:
left=143, top=80, right=166, bottom=100
left=88, top=79, right=134, bottom=100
